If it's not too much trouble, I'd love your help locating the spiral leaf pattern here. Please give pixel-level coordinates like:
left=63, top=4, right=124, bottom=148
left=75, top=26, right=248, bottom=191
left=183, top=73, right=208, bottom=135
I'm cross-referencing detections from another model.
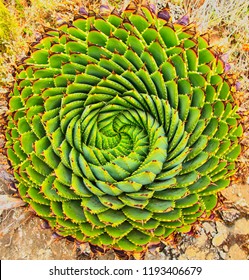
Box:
left=6, top=7, right=242, bottom=251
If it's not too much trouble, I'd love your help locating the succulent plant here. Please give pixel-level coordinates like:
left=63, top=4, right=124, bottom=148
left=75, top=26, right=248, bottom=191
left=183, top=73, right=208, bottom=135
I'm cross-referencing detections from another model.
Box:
left=6, top=4, right=242, bottom=253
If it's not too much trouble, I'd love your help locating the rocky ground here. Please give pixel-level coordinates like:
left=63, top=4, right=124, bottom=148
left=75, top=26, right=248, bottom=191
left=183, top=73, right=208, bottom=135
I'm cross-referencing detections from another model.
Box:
left=1, top=180, right=249, bottom=260
left=0, top=0, right=249, bottom=260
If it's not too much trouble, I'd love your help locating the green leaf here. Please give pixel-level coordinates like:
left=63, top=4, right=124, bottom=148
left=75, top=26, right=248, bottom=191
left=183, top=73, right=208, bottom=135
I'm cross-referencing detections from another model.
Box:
left=182, top=203, right=200, bottom=215
left=146, top=178, right=176, bottom=191
left=131, top=219, right=159, bottom=230
left=191, top=88, right=205, bottom=108
left=201, top=194, right=217, bottom=211
left=219, top=81, right=230, bottom=99
left=119, top=194, right=148, bottom=209
left=148, top=41, right=167, bottom=66
left=153, top=209, right=181, bottom=221
left=51, top=201, right=64, bottom=218
left=41, top=176, right=64, bottom=202
left=216, top=140, right=231, bottom=157
left=129, top=14, right=150, bottom=33
left=163, top=228, right=175, bottom=237
left=126, top=190, right=154, bottom=201
left=161, top=61, right=176, bottom=81
left=168, top=122, right=185, bottom=153
left=84, top=211, right=106, bottom=228
left=55, top=163, right=72, bottom=186
left=96, top=180, right=123, bottom=196
left=7, top=149, right=21, bottom=165
left=81, top=197, right=108, bottom=214
left=62, top=200, right=87, bottom=223
left=32, top=49, right=49, bottom=64
left=185, top=107, right=201, bottom=133
left=53, top=179, right=79, bottom=199
left=199, top=49, right=215, bottom=64
left=187, top=129, right=208, bottom=155
left=127, top=35, right=144, bottom=56
left=159, top=26, right=179, bottom=47
left=30, top=201, right=51, bottom=217
left=151, top=71, right=167, bottom=99
left=189, top=73, right=206, bottom=88
left=21, top=132, right=37, bottom=154
left=186, top=49, right=198, bottom=71
left=103, top=162, right=130, bottom=181
left=188, top=176, right=210, bottom=193
left=88, top=30, right=107, bottom=47
left=175, top=194, right=199, bottom=208
left=28, top=187, right=50, bottom=205
left=9, top=96, right=24, bottom=111
left=171, top=55, right=187, bottom=78
left=117, top=237, right=138, bottom=251
left=177, top=79, right=192, bottom=95
left=99, top=233, right=114, bottom=245
left=106, top=37, right=127, bottom=54
left=26, top=166, right=45, bottom=185
left=166, top=80, right=178, bottom=109
left=163, top=147, right=188, bottom=170
left=141, top=51, right=158, bottom=73
left=17, top=117, right=30, bottom=134
left=176, top=171, right=198, bottom=187
left=145, top=199, right=174, bottom=213
left=203, top=118, right=219, bottom=137
left=178, top=95, right=190, bottom=121
left=225, top=144, right=241, bottom=161
left=43, top=146, right=60, bottom=169
left=13, top=142, right=27, bottom=161
left=122, top=206, right=153, bottom=222
left=169, top=135, right=189, bottom=162
left=143, top=27, right=158, bottom=45
left=105, top=222, right=133, bottom=238
left=153, top=187, right=187, bottom=200
left=79, top=223, right=104, bottom=237
left=197, top=156, right=219, bottom=175
left=127, top=229, right=151, bottom=246
left=98, top=209, right=126, bottom=226
left=99, top=195, right=124, bottom=210
left=182, top=152, right=209, bottom=174
left=126, top=171, right=156, bottom=185
left=31, top=154, right=52, bottom=176
left=199, top=179, right=230, bottom=195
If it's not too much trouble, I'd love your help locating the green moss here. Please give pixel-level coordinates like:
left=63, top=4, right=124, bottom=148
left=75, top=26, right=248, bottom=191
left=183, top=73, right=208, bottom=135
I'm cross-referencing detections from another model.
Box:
left=0, top=0, right=18, bottom=52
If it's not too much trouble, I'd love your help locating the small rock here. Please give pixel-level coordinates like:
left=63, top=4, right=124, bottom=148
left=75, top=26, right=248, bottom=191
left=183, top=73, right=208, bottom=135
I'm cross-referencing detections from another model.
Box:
left=206, top=251, right=219, bottom=260
left=219, top=251, right=227, bottom=259
left=212, top=233, right=227, bottom=247
left=0, top=138, right=5, bottom=148
left=223, top=245, right=229, bottom=252
left=0, top=170, right=14, bottom=182
left=233, top=218, right=249, bottom=235
left=212, top=221, right=229, bottom=247
left=219, top=208, right=240, bottom=223
left=228, top=244, right=247, bottom=260
left=195, top=233, right=208, bottom=247
left=79, top=243, right=91, bottom=254
left=202, top=222, right=216, bottom=235
left=216, top=221, right=228, bottom=235
left=183, top=247, right=206, bottom=260
left=237, top=198, right=248, bottom=208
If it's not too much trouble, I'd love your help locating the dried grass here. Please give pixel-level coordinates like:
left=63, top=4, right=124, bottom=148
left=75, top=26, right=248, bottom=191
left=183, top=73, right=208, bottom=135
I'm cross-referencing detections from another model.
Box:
left=164, top=0, right=249, bottom=92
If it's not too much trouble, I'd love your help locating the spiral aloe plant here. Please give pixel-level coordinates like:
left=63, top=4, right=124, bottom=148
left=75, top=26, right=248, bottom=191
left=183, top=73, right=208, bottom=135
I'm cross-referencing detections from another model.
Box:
left=6, top=5, right=242, bottom=252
